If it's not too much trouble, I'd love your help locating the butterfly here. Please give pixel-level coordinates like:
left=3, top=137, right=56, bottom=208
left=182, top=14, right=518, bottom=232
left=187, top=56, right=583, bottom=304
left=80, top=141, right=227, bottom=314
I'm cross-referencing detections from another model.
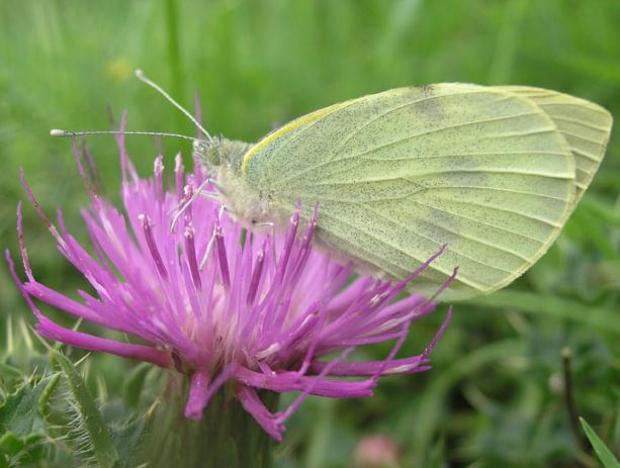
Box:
left=54, top=73, right=613, bottom=300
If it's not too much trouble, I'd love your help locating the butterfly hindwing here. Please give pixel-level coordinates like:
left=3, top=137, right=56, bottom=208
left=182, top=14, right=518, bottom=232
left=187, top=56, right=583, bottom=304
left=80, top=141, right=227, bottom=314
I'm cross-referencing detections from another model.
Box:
left=496, top=85, right=613, bottom=206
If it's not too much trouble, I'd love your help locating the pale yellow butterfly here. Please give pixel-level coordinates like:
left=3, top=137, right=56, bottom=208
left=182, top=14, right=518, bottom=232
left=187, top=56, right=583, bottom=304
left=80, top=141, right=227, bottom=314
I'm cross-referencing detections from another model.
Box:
left=53, top=75, right=613, bottom=300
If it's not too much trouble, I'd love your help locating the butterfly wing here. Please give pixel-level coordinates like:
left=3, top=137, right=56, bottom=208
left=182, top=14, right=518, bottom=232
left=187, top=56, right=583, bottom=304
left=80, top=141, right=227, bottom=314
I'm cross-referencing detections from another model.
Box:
left=242, top=83, right=598, bottom=300
left=494, top=86, right=613, bottom=207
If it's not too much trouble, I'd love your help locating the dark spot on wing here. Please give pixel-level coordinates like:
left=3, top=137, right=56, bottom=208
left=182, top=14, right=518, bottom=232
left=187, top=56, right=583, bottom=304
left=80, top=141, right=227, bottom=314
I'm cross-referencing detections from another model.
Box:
left=419, top=84, right=435, bottom=96
left=411, top=85, right=445, bottom=122
left=410, top=84, right=445, bottom=123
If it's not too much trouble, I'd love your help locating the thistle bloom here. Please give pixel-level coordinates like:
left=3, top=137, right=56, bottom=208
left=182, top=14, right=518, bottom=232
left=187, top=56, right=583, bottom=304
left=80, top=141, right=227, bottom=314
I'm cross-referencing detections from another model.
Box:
left=7, top=126, right=453, bottom=441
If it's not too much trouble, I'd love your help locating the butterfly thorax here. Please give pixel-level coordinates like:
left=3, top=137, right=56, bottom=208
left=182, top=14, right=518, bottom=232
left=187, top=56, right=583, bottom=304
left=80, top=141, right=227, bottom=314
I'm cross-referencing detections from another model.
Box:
left=194, top=137, right=280, bottom=227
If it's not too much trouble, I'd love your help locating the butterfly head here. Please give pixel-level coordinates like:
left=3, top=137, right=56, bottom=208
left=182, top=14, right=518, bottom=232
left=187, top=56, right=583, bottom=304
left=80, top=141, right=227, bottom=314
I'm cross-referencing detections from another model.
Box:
left=193, top=138, right=221, bottom=167
left=193, top=137, right=251, bottom=176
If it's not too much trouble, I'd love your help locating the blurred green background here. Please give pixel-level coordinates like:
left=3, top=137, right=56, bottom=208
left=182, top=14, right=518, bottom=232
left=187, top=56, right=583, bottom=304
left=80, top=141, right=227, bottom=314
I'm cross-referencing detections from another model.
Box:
left=1, top=0, right=619, bottom=466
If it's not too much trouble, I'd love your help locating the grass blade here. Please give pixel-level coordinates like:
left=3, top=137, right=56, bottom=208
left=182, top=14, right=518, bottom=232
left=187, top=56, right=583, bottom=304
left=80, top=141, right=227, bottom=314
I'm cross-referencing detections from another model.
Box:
left=580, top=418, right=620, bottom=468
left=468, top=290, right=620, bottom=335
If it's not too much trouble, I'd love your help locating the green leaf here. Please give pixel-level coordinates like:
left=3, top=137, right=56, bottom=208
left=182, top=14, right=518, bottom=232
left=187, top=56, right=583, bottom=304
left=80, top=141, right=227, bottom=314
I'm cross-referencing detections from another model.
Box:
left=468, top=291, right=620, bottom=335
left=0, top=363, right=22, bottom=381
left=37, top=372, right=61, bottom=421
left=0, top=376, right=51, bottom=465
left=0, top=432, right=24, bottom=457
left=580, top=196, right=620, bottom=228
left=110, top=416, right=148, bottom=468
left=580, top=417, right=620, bottom=468
left=53, top=351, right=119, bottom=468
left=0, top=377, right=48, bottom=437
left=122, top=362, right=152, bottom=409
left=407, top=339, right=525, bottom=465
left=305, top=398, right=334, bottom=468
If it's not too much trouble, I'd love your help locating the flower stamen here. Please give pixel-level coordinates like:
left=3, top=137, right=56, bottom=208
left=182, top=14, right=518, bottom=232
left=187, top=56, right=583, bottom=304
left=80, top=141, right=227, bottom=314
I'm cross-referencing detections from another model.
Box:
left=139, top=214, right=168, bottom=279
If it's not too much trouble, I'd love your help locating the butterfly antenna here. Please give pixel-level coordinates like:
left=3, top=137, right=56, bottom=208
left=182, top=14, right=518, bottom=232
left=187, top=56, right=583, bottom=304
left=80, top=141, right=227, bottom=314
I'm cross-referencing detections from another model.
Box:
left=50, top=129, right=198, bottom=142
left=134, top=69, right=213, bottom=143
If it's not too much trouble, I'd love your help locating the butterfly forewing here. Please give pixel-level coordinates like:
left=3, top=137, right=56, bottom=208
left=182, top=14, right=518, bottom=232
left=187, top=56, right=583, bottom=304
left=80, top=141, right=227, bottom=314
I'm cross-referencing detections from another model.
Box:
left=243, top=83, right=582, bottom=300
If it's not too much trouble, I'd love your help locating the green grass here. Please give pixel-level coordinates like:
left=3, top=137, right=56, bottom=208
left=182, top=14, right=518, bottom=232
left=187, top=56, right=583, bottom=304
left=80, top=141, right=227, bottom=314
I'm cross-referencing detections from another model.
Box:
left=1, top=0, right=619, bottom=466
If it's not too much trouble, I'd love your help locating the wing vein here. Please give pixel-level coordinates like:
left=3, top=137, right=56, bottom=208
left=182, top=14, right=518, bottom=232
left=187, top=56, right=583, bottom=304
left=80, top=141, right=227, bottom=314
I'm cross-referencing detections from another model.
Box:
left=537, top=102, right=611, bottom=118
left=278, top=111, right=547, bottom=187
left=347, top=112, right=545, bottom=160
left=430, top=195, right=563, bottom=227
left=361, top=150, right=569, bottom=162
left=403, top=168, right=573, bottom=179
left=320, top=209, right=487, bottom=289
left=406, top=184, right=571, bottom=201
left=361, top=205, right=518, bottom=274
left=564, top=132, right=607, bottom=146
left=329, top=89, right=512, bottom=155
left=406, top=198, right=545, bottom=243
left=571, top=147, right=603, bottom=163
left=397, top=203, right=533, bottom=262
left=552, top=115, right=611, bottom=132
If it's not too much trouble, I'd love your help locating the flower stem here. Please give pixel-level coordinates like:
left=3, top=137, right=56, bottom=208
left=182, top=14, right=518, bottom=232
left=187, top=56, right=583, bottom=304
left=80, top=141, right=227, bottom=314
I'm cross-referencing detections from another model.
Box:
left=137, top=373, right=278, bottom=468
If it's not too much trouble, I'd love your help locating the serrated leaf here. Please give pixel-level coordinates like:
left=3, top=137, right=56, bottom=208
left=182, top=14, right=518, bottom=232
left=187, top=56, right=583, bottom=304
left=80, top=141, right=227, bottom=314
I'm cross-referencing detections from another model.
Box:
left=53, top=351, right=119, bottom=468
left=0, top=377, right=48, bottom=437
left=0, top=376, right=50, bottom=465
left=580, top=417, right=620, bottom=468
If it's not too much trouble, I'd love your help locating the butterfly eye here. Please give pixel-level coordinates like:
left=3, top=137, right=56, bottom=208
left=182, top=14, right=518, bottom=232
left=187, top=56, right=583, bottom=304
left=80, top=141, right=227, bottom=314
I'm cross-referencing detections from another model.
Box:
left=207, top=146, right=221, bottom=166
left=193, top=140, right=221, bottom=167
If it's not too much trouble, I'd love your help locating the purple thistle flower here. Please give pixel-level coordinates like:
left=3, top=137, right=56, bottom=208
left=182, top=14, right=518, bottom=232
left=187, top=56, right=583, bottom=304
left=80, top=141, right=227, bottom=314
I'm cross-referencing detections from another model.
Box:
left=7, top=123, right=454, bottom=441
